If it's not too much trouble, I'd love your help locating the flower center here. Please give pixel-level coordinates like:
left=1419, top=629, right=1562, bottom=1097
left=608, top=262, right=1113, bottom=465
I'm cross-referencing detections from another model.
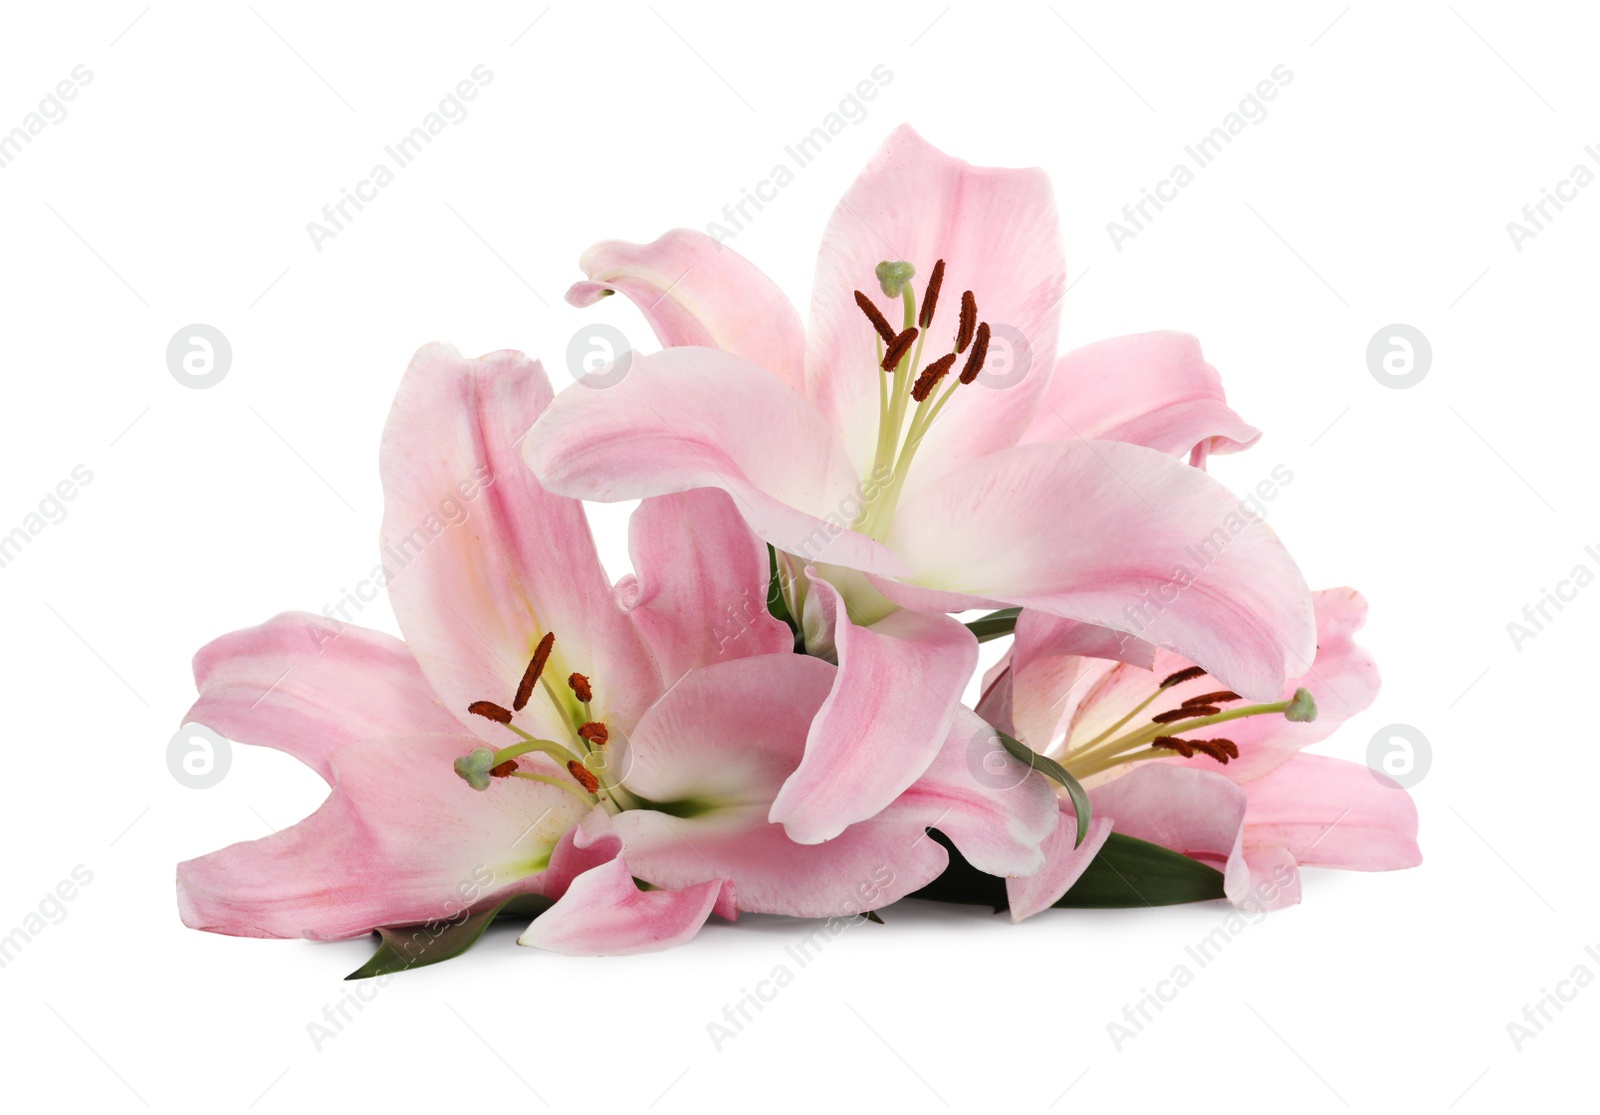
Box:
left=850, top=258, right=992, bottom=541
left=452, top=630, right=637, bottom=811
left=1058, top=665, right=1318, bottom=781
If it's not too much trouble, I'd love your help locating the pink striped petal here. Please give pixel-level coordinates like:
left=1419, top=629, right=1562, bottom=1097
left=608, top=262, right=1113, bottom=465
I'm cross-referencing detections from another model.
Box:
left=379, top=344, right=658, bottom=743
left=567, top=229, right=805, bottom=392
left=1020, top=332, right=1260, bottom=465
left=185, top=612, right=462, bottom=783
left=1243, top=754, right=1421, bottom=872
left=1007, top=808, right=1113, bottom=922
left=518, top=851, right=731, bottom=956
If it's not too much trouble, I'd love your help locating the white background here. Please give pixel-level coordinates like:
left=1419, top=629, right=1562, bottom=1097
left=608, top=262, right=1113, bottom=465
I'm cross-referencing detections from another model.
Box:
left=0, top=2, right=1592, bottom=1111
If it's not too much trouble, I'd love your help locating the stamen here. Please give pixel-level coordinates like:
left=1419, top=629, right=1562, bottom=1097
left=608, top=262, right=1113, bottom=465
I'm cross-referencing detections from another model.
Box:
left=1153, top=737, right=1239, bottom=763
left=489, top=759, right=518, bottom=778
left=1152, top=705, right=1218, bottom=723
left=918, top=259, right=945, bottom=329
left=1160, top=666, right=1207, bottom=689
left=468, top=700, right=513, bottom=725
left=514, top=631, right=556, bottom=712
left=855, top=290, right=896, bottom=345
left=568, top=673, right=593, bottom=703
left=956, top=291, right=976, bottom=353
left=567, top=760, right=600, bottom=794
left=957, top=322, right=990, bottom=384
left=578, top=721, right=610, bottom=746
left=1182, top=691, right=1240, bottom=707
left=881, top=327, right=918, bottom=372
left=911, top=353, right=957, bottom=402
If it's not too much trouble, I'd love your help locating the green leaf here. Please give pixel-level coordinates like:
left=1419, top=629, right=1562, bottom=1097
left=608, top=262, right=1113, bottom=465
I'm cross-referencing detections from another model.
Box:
left=908, top=831, right=1224, bottom=910
left=344, top=894, right=550, bottom=980
left=766, top=544, right=804, bottom=650
left=964, top=607, right=1021, bottom=643
left=997, top=731, right=1090, bottom=847
left=1052, top=833, right=1225, bottom=908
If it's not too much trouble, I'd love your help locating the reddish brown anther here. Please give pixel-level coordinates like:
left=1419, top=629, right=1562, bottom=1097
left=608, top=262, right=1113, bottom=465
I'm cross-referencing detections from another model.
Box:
left=1152, top=705, right=1219, bottom=723
left=514, top=631, right=556, bottom=711
left=911, top=353, right=958, bottom=402
left=1182, top=691, right=1241, bottom=707
left=854, top=290, right=896, bottom=345
left=1153, top=737, right=1238, bottom=764
left=1159, top=666, right=1207, bottom=689
left=468, top=700, right=513, bottom=725
left=956, top=291, right=977, bottom=353
left=568, top=672, right=593, bottom=703
left=957, top=322, right=991, bottom=384
left=490, top=759, right=518, bottom=778
left=567, top=760, right=600, bottom=794
left=918, top=259, right=946, bottom=329
left=578, top=721, right=610, bottom=746
left=881, top=327, right=918, bottom=371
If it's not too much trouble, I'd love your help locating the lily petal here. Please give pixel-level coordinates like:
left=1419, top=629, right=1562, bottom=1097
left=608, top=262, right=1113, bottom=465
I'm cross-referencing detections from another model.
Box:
left=519, top=846, right=732, bottom=956
left=176, top=733, right=589, bottom=940
left=567, top=229, right=806, bottom=392
left=884, top=439, right=1316, bottom=700
left=1006, top=807, right=1113, bottom=922
left=621, top=489, right=793, bottom=687
left=1243, top=754, right=1422, bottom=872
left=526, top=345, right=907, bottom=578
left=379, top=344, right=659, bottom=741
left=1020, top=332, right=1260, bottom=465
left=767, top=576, right=978, bottom=844
left=806, top=124, right=1066, bottom=488
left=185, top=612, right=462, bottom=784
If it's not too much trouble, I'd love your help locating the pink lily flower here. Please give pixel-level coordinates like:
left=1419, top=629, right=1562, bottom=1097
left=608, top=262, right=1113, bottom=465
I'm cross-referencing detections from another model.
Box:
left=977, top=588, right=1421, bottom=912
left=177, top=344, right=1058, bottom=954
left=525, top=124, right=1315, bottom=844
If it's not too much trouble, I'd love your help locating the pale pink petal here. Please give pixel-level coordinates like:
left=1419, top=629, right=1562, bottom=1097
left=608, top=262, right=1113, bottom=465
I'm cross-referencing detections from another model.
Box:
left=379, top=344, right=659, bottom=743
left=885, top=439, right=1316, bottom=701
left=767, top=576, right=978, bottom=844
left=1007, top=809, right=1113, bottom=922
left=176, top=733, right=590, bottom=940
left=806, top=125, right=1066, bottom=487
left=622, top=488, right=793, bottom=687
left=1020, top=333, right=1260, bottom=465
left=185, top=612, right=462, bottom=783
left=567, top=229, right=805, bottom=392
left=614, top=656, right=1055, bottom=915
left=1005, top=612, right=1157, bottom=757
left=1243, top=754, right=1421, bottom=872
left=526, top=346, right=907, bottom=578
left=518, top=853, right=731, bottom=956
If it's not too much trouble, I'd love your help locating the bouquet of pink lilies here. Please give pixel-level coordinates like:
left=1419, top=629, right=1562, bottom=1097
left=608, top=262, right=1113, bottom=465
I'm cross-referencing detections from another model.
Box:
left=176, top=126, right=1419, bottom=974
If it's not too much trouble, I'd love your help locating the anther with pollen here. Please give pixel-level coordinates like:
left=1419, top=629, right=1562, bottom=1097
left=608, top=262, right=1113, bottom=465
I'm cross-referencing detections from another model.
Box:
left=1159, top=666, right=1208, bottom=689
left=489, top=760, right=519, bottom=778
left=514, top=631, right=556, bottom=712
left=1152, top=736, right=1239, bottom=763
left=911, top=353, right=958, bottom=402
left=568, top=673, right=593, bottom=703
left=578, top=722, right=609, bottom=746
left=956, top=291, right=977, bottom=353
left=918, top=259, right=945, bottom=329
left=1182, top=691, right=1240, bottom=707
left=1152, top=705, right=1219, bottom=723
left=881, top=327, right=918, bottom=372
left=958, top=322, right=991, bottom=384
left=854, top=290, right=896, bottom=345
left=566, top=760, right=601, bottom=794
left=468, top=700, right=513, bottom=725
